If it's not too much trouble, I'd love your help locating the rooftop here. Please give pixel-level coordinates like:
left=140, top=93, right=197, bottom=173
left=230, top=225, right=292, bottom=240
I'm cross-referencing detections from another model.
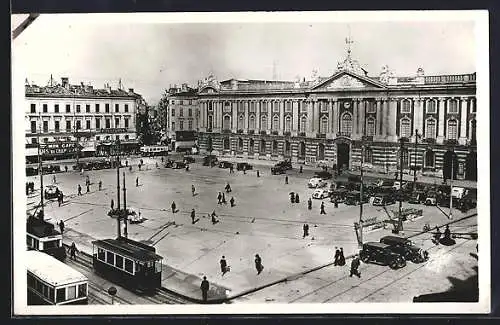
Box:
left=26, top=250, right=87, bottom=286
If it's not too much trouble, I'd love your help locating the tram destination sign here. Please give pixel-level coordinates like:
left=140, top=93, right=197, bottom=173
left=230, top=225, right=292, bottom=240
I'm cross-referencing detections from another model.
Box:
left=40, top=142, right=78, bottom=156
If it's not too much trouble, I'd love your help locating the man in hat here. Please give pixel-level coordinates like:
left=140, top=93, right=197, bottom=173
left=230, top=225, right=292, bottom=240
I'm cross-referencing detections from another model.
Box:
left=350, top=255, right=361, bottom=278
left=200, top=276, right=209, bottom=302
left=255, top=254, right=263, bottom=275
left=77, top=184, right=82, bottom=196
left=230, top=197, right=235, bottom=207
left=217, top=192, right=222, bottom=205
left=136, top=176, right=139, bottom=187
left=334, top=247, right=340, bottom=266
left=58, top=220, right=65, bottom=234
left=303, top=223, right=309, bottom=238
left=171, top=201, right=176, bottom=214
left=192, top=185, right=196, bottom=196
left=320, top=201, right=326, bottom=215
left=285, top=175, right=289, bottom=185
left=307, top=198, right=312, bottom=210
left=191, top=209, right=196, bottom=224
left=98, top=180, right=102, bottom=191
left=220, top=256, right=228, bottom=276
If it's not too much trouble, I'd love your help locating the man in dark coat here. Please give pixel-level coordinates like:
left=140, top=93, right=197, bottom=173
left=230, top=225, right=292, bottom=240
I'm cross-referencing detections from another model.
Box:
left=211, top=210, right=219, bottom=224
left=171, top=201, right=176, bottom=213
left=334, top=247, right=340, bottom=266
left=59, top=220, right=65, bottom=234
left=350, top=255, right=361, bottom=278
left=255, top=254, right=263, bottom=275
left=191, top=209, right=196, bottom=224
left=257, top=170, right=260, bottom=177
left=285, top=175, right=289, bottom=185
left=290, top=192, right=295, bottom=203
left=77, top=184, right=82, bottom=196
left=320, top=201, right=326, bottom=215
left=230, top=197, right=235, bottom=207
left=220, top=256, right=228, bottom=276
left=136, top=176, right=139, bottom=187
left=303, top=223, right=309, bottom=238
left=69, top=242, right=79, bottom=260
left=222, top=193, right=227, bottom=205
left=86, top=183, right=90, bottom=193
left=111, top=199, right=114, bottom=210
left=295, top=193, right=300, bottom=203
left=192, top=185, right=196, bottom=196
left=225, top=183, right=232, bottom=193
left=307, top=198, right=312, bottom=210
left=338, top=247, right=346, bottom=266
left=200, top=276, right=209, bottom=302
left=217, top=192, right=222, bottom=204
left=299, top=165, right=303, bottom=173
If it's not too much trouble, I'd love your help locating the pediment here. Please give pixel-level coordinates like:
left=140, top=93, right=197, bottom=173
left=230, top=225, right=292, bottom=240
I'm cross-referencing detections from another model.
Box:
left=198, top=86, right=218, bottom=94
left=312, top=71, right=385, bottom=90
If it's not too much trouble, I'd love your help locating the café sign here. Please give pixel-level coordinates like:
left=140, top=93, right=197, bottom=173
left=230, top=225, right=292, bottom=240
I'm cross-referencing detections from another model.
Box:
left=40, top=142, right=78, bottom=155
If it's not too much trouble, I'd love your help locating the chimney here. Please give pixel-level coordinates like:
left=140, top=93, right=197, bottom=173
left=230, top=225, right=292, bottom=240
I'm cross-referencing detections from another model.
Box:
left=61, top=77, right=69, bottom=88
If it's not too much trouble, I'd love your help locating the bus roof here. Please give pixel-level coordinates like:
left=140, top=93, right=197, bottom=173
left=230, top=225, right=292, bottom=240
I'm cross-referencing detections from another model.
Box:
left=26, top=250, right=87, bottom=286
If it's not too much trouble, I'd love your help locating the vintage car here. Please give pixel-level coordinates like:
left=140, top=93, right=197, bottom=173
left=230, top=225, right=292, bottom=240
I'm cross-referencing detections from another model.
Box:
left=172, top=161, right=187, bottom=169
left=218, top=161, right=234, bottom=169
left=344, top=191, right=369, bottom=205
left=274, top=160, right=292, bottom=170
left=424, top=192, right=438, bottom=206
left=312, top=188, right=331, bottom=199
left=202, top=155, right=218, bottom=166
left=308, top=177, right=327, bottom=188
left=236, top=162, right=253, bottom=171
left=127, top=208, right=145, bottom=224
left=408, top=191, right=427, bottom=204
left=271, top=164, right=288, bottom=175
left=183, top=156, right=196, bottom=164
left=314, top=171, right=333, bottom=180
left=359, top=242, right=407, bottom=269
left=372, top=193, right=396, bottom=206
left=44, top=185, right=60, bottom=200
left=379, top=235, right=429, bottom=263
left=330, top=188, right=348, bottom=203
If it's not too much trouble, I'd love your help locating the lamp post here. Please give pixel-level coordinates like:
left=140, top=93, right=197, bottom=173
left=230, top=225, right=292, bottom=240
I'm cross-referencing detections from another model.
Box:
left=449, top=145, right=455, bottom=220
left=413, top=129, right=421, bottom=192
left=115, top=139, right=121, bottom=238
left=396, top=137, right=407, bottom=234
left=37, top=112, right=44, bottom=219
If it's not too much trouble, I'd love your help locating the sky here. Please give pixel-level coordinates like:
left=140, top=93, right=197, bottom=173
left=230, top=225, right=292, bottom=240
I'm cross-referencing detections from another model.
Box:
left=12, top=12, right=477, bottom=105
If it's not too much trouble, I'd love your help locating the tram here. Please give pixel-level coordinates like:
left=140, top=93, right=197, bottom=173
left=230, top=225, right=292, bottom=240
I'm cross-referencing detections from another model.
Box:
left=140, top=145, right=169, bottom=157
left=26, top=214, right=66, bottom=261
left=26, top=250, right=88, bottom=305
left=92, top=236, right=163, bottom=293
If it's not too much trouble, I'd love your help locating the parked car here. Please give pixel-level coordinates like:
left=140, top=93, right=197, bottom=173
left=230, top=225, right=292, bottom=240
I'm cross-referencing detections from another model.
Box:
left=308, top=177, right=327, bottom=188
left=236, top=162, right=253, bottom=171
left=127, top=208, right=145, bottom=224
left=202, top=155, right=218, bottom=166
left=274, top=159, right=292, bottom=170
left=359, top=242, right=407, bottom=269
left=312, top=188, right=331, bottom=199
left=344, top=191, right=369, bottom=205
left=271, top=165, right=288, bottom=175
left=26, top=167, right=38, bottom=176
left=171, top=161, right=187, bottom=169
left=218, top=161, right=234, bottom=169
left=379, top=235, right=429, bottom=263
left=458, top=193, right=477, bottom=212
left=330, top=188, right=348, bottom=203
left=314, top=171, right=333, bottom=180
left=451, top=186, right=469, bottom=200
left=183, top=156, right=196, bottom=164
left=374, top=179, right=395, bottom=188
left=408, top=191, right=426, bottom=204
left=44, top=185, right=60, bottom=200
left=372, top=193, right=396, bottom=206
left=424, top=192, right=438, bottom=206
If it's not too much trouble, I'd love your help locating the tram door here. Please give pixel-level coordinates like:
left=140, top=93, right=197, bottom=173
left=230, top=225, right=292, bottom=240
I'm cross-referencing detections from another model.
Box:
left=337, top=143, right=350, bottom=173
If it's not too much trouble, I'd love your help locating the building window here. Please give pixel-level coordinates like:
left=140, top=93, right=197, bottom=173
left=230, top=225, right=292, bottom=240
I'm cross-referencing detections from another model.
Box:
left=272, top=140, right=278, bottom=154
left=171, top=122, right=175, bottom=131
left=179, top=120, right=184, bottom=130
left=208, top=102, right=213, bottom=111
left=54, top=121, right=60, bottom=132
left=30, top=104, right=36, bottom=113
left=76, top=120, right=81, bottom=130
left=367, top=101, right=376, bottom=113
left=179, top=108, right=184, bottom=117
left=86, top=120, right=91, bottom=129
left=320, top=116, right=328, bottom=134
left=66, top=104, right=70, bottom=113
left=471, top=99, right=476, bottom=113
left=340, top=113, right=353, bottom=136
left=249, top=115, right=255, bottom=130
left=448, top=99, right=458, bottom=114
left=125, top=135, right=129, bottom=140
left=86, top=104, right=90, bottom=113
left=105, top=104, right=110, bottom=113
left=115, top=118, right=119, bottom=128
left=447, top=119, right=458, bottom=140
left=115, top=104, right=119, bottom=112
left=238, top=138, right=243, bottom=151
left=95, top=104, right=100, bottom=113
left=401, top=99, right=411, bottom=113
left=399, top=118, right=411, bottom=138
left=320, top=101, right=328, bottom=112
left=188, top=120, right=193, bottom=130
left=425, top=118, right=436, bottom=139
left=426, top=99, right=437, bottom=114
left=124, top=118, right=129, bottom=128
left=262, top=101, right=268, bottom=113
left=398, top=148, right=409, bottom=169
left=299, top=116, right=307, bottom=132
left=43, top=121, right=48, bottom=133
left=105, top=119, right=110, bottom=129
left=95, top=119, right=100, bottom=129
left=238, top=115, right=244, bottom=130
left=260, top=139, right=266, bottom=153
left=66, top=120, right=71, bottom=131
left=31, top=121, right=37, bottom=133
left=223, top=137, right=230, bottom=150
left=188, top=108, right=192, bottom=117
left=261, top=115, right=268, bottom=130
left=43, top=137, right=48, bottom=143
left=364, top=147, right=373, bottom=164
left=125, top=259, right=133, bottom=273
left=272, top=115, right=279, bottom=131
left=284, top=116, right=291, bottom=133
left=223, top=115, right=231, bottom=130
left=171, top=108, right=175, bottom=116
left=249, top=139, right=254, bottom=153
left=425, top=150, right=435, bottom=168
left=286, top=101, right=292, bottom=112
left=366, top=118, right=375, bottom=136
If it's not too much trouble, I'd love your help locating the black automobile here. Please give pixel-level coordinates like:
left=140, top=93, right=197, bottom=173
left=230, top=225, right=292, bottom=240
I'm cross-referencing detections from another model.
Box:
left=315, top=171, right=333, bottom=180
left=202, top=155, right=218, bottom=166
left=236, top=162, right=253, bottom=171
left=218, top=161, right=234, bottom=169
left=26, top=167, right=38, bottom=176
left=171, top=161, right=187, bottom=169
left=344, top=191, right=369, bottom=206
left=44, top=185, right=60, bottom=200
left=458, top=194, right=477, bottom=212
left=183, top=156, right=196, bottom=164
left=330, top=188, right=348, bottom=203
left=274, top=160, right=292, bottom=170
left=379, top=235, right=429, bottom=263
left=271, top=165, right=288, bottom=175
left=408, top=191, right=426, bottom=204
left=359, top=242, right=407, bottom=269
left=372, top=193, right=396, bottom=206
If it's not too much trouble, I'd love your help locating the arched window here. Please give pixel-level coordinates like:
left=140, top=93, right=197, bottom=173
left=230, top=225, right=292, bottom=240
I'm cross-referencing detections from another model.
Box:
left=401, top=99, right=411, bottom=113
left=426, top=99, right=437, bottom=114
left=364, top=147, right=373, bottom=164
left=317, top=143, right=325, bottom=160
left=261, top=115, right=268, bottom=130
left=447, top=119, right=458, bottom=140
left=260, top=139, right=266, bottom=153
left=299, top=115, right=307, bottom=132
left=207, top=115, right=213, bottom=129
left=366, top=118, right=375, bottom=136
left=238, top=137, right=243, bottom=151
left=425, top=118, right=436, bottom=139
left=320, top=116, right=328, bottom=134
left=284, top=140, right=291, bottom=156
left=448, top=99, right=458, bottom=114
left=340, top=113, right=353, bottom=136
left=249, top=115, right=255, bottom=130
left=238, top=114, right=244, bottom=130
left=249, top=138, right=254, bottom=153
left=424, top=150, right=435, bottom=168
left=223, top=115, right=231, bottom=130
left=272, top=115, right=280, bottom=131
left=284, top=116, right=291, bottom=133
left=399, top=118, right=411, bottom=138
left=298, top=142, right=306, bottom=158
left=397, top=148, right=409, bottom=169
left=223, top=137, right=230, bottom=150
left=272, top=140, right=278, bottom=154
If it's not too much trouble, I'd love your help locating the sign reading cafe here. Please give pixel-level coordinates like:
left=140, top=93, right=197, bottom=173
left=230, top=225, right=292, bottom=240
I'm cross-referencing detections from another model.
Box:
left=40, top=142, right=78, bottom=155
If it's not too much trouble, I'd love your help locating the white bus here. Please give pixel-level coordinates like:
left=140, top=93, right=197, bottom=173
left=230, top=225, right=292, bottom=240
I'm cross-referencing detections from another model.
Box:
left=26, top=250, right=88, bottom=305
left=139, top=145, right=169, bottom=157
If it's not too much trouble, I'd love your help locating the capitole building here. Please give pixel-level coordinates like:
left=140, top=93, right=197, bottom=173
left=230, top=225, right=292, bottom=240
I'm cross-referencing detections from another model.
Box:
left=195, top=43, right=477, bottom=181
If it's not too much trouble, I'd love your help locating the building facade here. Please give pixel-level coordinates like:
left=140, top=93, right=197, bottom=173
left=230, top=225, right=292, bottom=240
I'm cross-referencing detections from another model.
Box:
left=164, top=84, right=199, bottom=141
left=195, top=53, right=477, bottom=181
left=25, top=77, right=142, bottom=161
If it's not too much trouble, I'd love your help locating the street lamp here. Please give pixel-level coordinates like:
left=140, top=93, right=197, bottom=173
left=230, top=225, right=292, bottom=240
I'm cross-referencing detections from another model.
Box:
left=115, top=139, right=121, bottom=238
left=413, top=129, right=421, bottom=192
left=396, top=136, right=408, bottom=234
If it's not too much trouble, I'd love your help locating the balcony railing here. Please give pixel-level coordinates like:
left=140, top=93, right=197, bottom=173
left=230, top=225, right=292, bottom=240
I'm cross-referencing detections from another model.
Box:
left=316, top=133, right=326, bottom=139
left=336, top=132, right=351, bottom=138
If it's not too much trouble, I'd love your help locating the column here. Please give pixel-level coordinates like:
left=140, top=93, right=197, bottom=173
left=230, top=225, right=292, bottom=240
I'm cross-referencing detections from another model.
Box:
left=437, top=97, right=446, bottom=142
left=244, top=100, right=249, bottom=132
left=200, top=101, right=205, bottom=130
left=375, top=99, right=382, bottom=137
left=359, top=99, right=365, bottom=136
left=459, top=97, right=468, bottom=144
left=232, top=101, right=237, bottom=131
left=256, top=100, right=261, bottom=131
left=279, top=100, right=285, bottom=134
left=292, top=100, right=299, bottom=132
left=352, top=99, right=359, bottom=136
left=332, top=99, right=339, bottom=135
left=314, top=100, right=320, bottom=133
left=413, top=98, right=423, bottom=139
left=306, top=100, right=313, bottom=135
left=388, top=98, right=397, bottom=141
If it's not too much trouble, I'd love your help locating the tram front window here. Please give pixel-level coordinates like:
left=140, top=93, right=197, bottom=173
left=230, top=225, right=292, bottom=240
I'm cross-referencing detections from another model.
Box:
left=155, top=261, right=162, bottom=273
left=56, top=288, right=65, bottom=303
left=78, top=284, right=87, bottom=298
left=44, top=240, right=59, bottom=249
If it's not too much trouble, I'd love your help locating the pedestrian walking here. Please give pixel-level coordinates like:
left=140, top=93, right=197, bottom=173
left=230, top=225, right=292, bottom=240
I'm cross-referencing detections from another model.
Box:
left=334, top=247, right=340, bottom=265
left=58, top=220, right=65, bottom=234
left=211, top=210, right=219, bottom=224
left=58, top=193, right=62, bottom=207
left=191, top=209, right=196, bottom=224
left=320, top=201, right=326, bottom=215
left=285, top=175, right=289, bottom=185
left=255, top=254, right=264, bottom=275
left=111, top=199, right=114, bottom=210
left=186, top=164, right=190, bottom=172
left=53, top=175, right=57, bottom=184
left=303, top=223, right=309, bottom=238
left=433, top=227, right=442, bottom=245
left=338, top=248, right=346, bottom=266
left=220, top=256, right=228, bottom=276
left=98, top=180, right=102, bottom=191
left=138, top=164, right=142, bottom=171
left=307, top=198, right=312, bottom=210
left=126, top=160, right=129, bottom=167
left=86, top=183, right=90, bottom=193
left=299, top=165, right=303, bottom=173
left=334, top=200, right=339, bottom=208
left=350, top=255, right=361, bottom=278
left=77, top=184, right=82, bottom=196
left=295, top=193, right=300, bottom=203
left=155, top=162, right=159, bottom=169
left=290, top=192, right=295, bottom=203
left=86, top=175, right=90, bottom=186
left=230, top=197, right=235, bottom=207
left=64, top=165, right=68, bottom=172
left=222, top=193, right=227, bottom=205
left=257, top=170, right=260, bottom=177
left=136, top=177, right=139, bottom=187
left=217, top=192, right=222, bottom=204
left=200, top=276, right=209, bottom=302
left=243, top=166, right=247, bottom=174
left=171, top=201, right=176, bottom=213
left=69, top=242, right=79, bottom=260
left=161, top=157, right=164, bottom=163
left=129, top=165, right=133, bottom=172
left=225, top=183, right=232, bottom=193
